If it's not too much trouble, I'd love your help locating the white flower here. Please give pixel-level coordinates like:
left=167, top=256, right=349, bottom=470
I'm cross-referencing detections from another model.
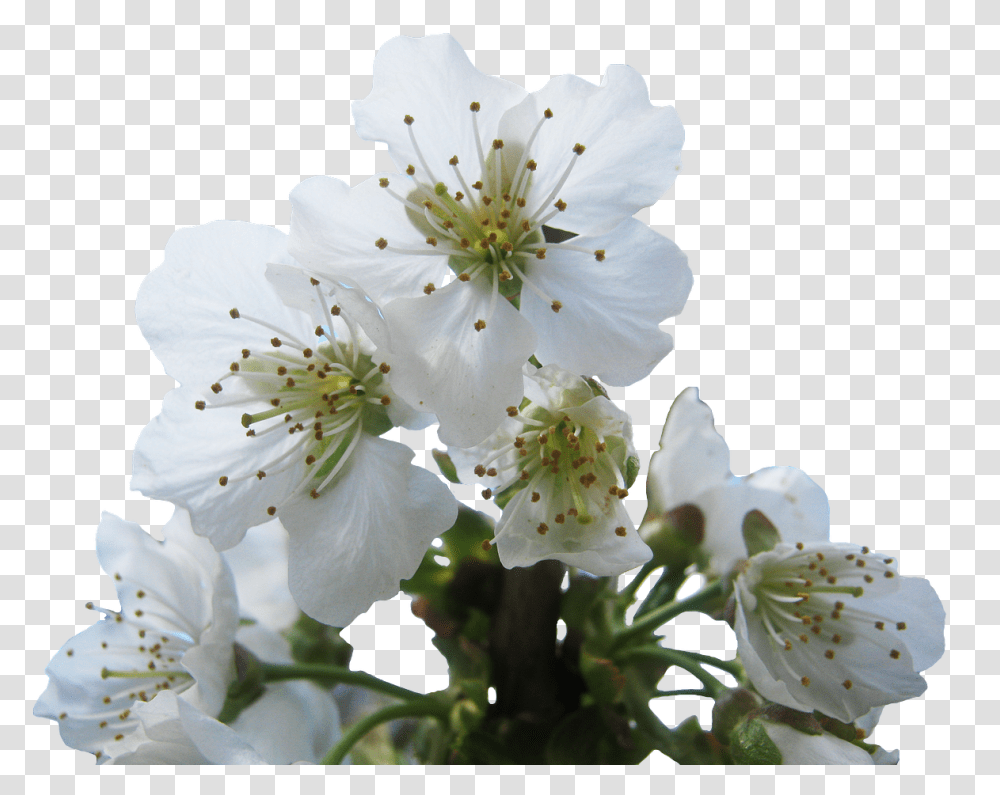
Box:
left=288, top=34, right=691, bottom=447
left=33, top=510, right=239, bottom=762
left=733, top=541, right=946, bottom=724
left=642, top=387, right=831, bottom=576
left=131, top=221, right=458, bottom=627
left=456, top=365, right=651, bottom=575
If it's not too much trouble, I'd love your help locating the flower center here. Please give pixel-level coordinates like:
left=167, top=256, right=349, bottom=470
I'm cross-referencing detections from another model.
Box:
left=195, top=287, right=393, bottom=515
left=374, top=105, right=608, bottom=329
left=478, top=406, right=630, bottom=536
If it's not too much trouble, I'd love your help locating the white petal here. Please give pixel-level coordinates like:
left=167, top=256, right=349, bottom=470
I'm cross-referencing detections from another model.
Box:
left=871, top=746, right=900, bottom=765
left=131, top=387, right=310, bottom=550
left=105, top=691, right=268, bottom=765
left=762, top=721, right=874, bottom=765
left=136, top=221, right=313, bottom=391
left=222, top=520, right=300, bottom=633
left=698, top=467, right=831, bottom=576
left=495, top=486, right=651, bottom=577
left=288, top=174, right=453, bottom=304
left=520, top=220, right=691, bottom=386
left=647, top=387, right=731, bottom=513
left=381, top=280, right=537, bottom=448
left=282, top=434, right=458, bottom=627
left=522, top=364, right=594, bottom=410
left=352, top=34, right=527, bottom=179
left=499, top=66, right=684, bottom=236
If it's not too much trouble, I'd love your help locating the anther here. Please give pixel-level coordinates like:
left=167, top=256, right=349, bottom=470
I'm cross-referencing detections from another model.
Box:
left=501, top=241, right=513, bottom=252
left=536, top=249, right=547, bottom=259
left=331, top=305, right=341, bottom=316
left=406, top=165, right=415, bottom=176
left=310, top=277, right=320, bottom=286
left=219, top=476, right=228, bottom=486
left=310, top=489, right=320, bottom=499
left=801, top=676, right=810, bottom=687
left=554, top=199, right=567, bottom=212
left=825, top=649, right=835, bottom=659
left=379, top=177, right=389, bottom=188
left=306, top=455, right=316, bottom=465
left=469, top=102, right=480, bottom=112
left=270, top=398, right=281, bottom=406
left=492, top=139, right=504, bottom=150
left=482, top=488, right=493, bottom=499
left=449, top=155, right=459, bottom=166
left=460, top=239, right=470, bottom=249
left=572, top=143, right=586, bottom=155
left=211, top=383, right=222, bottom=393
left=526, top=160, right=537, bottom=171
left=375, top=238, right=388, bottom=250
left=426, top=236, right=438, bottom=246
left=544, top=108, right=553, bottom=118
left=403, top=115, right=414, bottom=125
left=537, top=523, right=549, bottom=535
left=517, top=197, right=527, bottom=207
left=454, top=191, right=464, bottom=201
left=615, top=526, right=627, bottom=537
left=474, top=319, right=486, bottom=332
left=230, top=362, right=240, bottom=372
left=271, top=337, right=281, bottom=347
left=242, top=349, right=250, bottom=358
left=531, top=492, right=540, bottom=503
left=472, top=181, right=483, bottom=190
left=595, top=250, right=606, bottom=262
left=267, top=506, right=277, bottom=516
left=551, top=300, right=562, bottom=313
left=842, top=680, right=853, bottom=690
left=474, top=465, right=486, bottom=477
left=506, top=406, right=519, bottom=416
left=486, top=468, right=497, bottom=477
left=897, top=621, right=907, bottom=630
left=380, top=395, right=391, bottom=405
left=195, top=401, right=206, bottom=410
left=890, top=649, right=901, bottom=659
left=229, top=308, right=240, bottom=319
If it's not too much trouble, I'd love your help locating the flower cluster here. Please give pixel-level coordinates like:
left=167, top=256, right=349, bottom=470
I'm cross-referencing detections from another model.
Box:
left=35, top=34, right=944, bottom=767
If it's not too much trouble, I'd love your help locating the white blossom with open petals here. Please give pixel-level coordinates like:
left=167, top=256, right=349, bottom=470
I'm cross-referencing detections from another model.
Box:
left=33, top=510, right=238, bottom=762
left=289, top=34, right=690, bottom=446
left=455, top=365, right=651, bottom=575
left=641, top=387, right=831, bottom=576
left=733, top=541, right=946, bottom=724
left=131, top=221, right=458, bottom=627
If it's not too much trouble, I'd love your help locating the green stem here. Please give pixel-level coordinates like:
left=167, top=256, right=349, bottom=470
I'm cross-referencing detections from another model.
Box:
left=616, top=560, right=661, bottom=608
left=670, top=649, right=744, bottom=679
left=622, top=676, right=683, bottom=762
left=611, top=579, right=724, bottom=652
left=259, top=662, right=422, bottom=702
left=320, top=699, right=447, bottom=765
left=655, top=688, right=710, bottom=698
left=617, top=646, right=727, bottom=699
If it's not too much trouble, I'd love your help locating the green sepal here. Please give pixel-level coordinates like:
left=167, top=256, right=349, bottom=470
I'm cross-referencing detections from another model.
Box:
left=711, top=688, right=761, bottom=745
left=742, top=509, right=781, bottom=558
left=728, top=715, right=784, bottom=765
left=624, top=455, right=641, bottom=490
left=216, top=643, right=266, bottom=725
left=285, top=612, right=353, bottom=667
left=431, top=449, right=461, bottom=484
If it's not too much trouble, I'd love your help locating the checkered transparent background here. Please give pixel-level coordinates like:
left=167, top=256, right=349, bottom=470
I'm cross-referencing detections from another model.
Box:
left=2, top=0, right=997, bottom=789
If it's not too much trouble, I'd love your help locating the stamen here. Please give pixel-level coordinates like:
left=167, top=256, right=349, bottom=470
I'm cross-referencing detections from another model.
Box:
left=405, top=118, right=437, bottom=184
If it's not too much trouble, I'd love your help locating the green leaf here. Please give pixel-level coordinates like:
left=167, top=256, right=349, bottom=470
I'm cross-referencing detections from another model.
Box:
left=431, top=449, right=461, bottom=484
left=493, top=478, right=529, bottom=509
left=742, top=509, right=780, bottom=558
left=285, top=613, right=353, bottom=667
